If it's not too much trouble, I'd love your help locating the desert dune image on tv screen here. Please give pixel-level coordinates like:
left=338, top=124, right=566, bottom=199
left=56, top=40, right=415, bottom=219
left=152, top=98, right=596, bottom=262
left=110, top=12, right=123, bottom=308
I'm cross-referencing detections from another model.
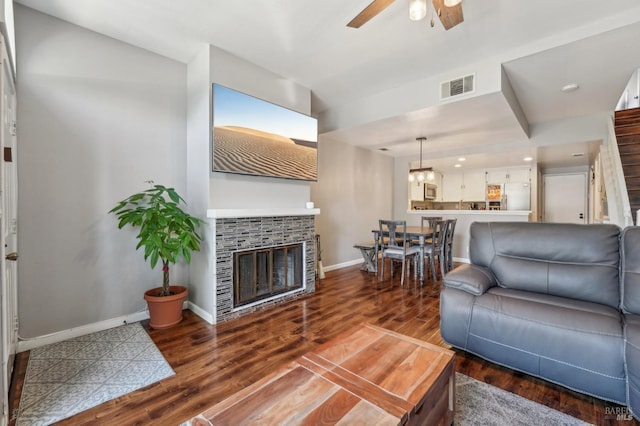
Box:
left=212, top=84, right=318, bottom=181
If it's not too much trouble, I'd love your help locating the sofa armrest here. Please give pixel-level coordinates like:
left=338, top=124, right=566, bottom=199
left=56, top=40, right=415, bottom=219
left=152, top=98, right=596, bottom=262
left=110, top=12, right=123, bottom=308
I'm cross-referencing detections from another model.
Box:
left=443, top=263, right=497, bottom=296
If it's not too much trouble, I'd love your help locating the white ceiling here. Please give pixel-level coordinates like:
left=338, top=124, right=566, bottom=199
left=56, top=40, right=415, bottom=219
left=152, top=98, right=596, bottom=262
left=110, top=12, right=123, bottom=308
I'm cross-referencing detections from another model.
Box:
left=15, top=0, right=640, bottom=171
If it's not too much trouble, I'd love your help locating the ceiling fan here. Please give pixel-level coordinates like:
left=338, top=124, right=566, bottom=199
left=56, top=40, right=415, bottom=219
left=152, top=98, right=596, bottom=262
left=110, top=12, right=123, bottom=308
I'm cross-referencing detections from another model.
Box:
left=347, top=0, right=464, bottom=30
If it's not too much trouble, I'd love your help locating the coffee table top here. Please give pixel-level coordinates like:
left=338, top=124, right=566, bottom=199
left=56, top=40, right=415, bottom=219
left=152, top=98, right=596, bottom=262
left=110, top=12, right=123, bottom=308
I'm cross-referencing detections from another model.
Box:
left=186, top=323, right=455, bottom=425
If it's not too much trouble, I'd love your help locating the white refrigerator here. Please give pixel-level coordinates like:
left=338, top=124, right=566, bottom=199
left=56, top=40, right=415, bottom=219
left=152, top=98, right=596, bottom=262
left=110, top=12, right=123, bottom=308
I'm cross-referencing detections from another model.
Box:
left=502, top=182, right=531, bottom=211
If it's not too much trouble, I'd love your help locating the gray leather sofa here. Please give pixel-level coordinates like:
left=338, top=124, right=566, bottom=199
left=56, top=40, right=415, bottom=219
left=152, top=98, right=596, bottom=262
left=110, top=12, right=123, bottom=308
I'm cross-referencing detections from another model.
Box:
left=440, top=221, right=640, bottom=415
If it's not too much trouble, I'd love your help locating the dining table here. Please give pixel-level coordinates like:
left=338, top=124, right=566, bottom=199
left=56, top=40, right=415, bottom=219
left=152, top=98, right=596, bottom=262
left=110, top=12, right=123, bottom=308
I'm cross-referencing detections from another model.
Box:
left=372, top=225, right=434, bottom=283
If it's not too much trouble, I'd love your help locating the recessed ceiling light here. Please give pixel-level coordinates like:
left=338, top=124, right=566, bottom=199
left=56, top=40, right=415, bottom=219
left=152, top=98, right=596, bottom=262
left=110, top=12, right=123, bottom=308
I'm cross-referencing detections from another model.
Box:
left=561, top=83, right=579, bottom=93
left=379, top=148, right=389, bottom=151
left=523, top=156, right=533, bottom=162
left=454, top=164, right=462, bottom=168
left=571, top=152, right=584, bottom=157
left=458, top=157, right=466, bottom=161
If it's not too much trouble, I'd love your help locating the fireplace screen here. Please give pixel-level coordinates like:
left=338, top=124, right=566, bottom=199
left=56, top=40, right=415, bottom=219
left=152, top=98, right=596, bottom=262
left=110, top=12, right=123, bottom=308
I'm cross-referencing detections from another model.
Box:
left=234, top=243, right=304, bottom=307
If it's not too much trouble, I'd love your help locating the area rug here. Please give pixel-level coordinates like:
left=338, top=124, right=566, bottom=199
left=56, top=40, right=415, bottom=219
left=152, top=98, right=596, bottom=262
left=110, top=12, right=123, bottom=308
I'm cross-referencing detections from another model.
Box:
left=15, top=322, right=174, bottom=425
left=455, top=373, right=591, bottom=425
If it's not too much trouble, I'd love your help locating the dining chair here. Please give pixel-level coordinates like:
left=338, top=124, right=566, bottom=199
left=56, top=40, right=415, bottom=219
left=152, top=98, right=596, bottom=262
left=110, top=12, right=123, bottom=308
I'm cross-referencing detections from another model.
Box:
left=421, top=216, right=442, bottom=229
left=444, top=218, right=457, bottom=272
left=410, top=216, right=442, bottom=246
left=378, top=220, right=422, bottom=286
left=423, top=219, right=449, bottom=282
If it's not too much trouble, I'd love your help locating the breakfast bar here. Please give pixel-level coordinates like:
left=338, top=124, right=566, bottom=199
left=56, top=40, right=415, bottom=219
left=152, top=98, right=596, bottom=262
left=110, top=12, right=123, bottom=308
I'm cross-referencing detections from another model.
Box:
left=403, top=210, right=531, bottom=263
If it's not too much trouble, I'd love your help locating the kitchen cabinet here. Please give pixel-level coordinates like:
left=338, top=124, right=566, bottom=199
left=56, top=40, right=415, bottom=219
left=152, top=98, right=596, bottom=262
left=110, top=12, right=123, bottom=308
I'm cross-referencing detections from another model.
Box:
left=508, top=167, right=531, bottom=183
left=462, top=170, right=487, bottom=201
left=442, top=173, right=463, bottom=202
left=442, top=171, right=486, bottom=202
left=410, top=181, right=424, bottom=201
left=486, top=167, right=530, bottom=184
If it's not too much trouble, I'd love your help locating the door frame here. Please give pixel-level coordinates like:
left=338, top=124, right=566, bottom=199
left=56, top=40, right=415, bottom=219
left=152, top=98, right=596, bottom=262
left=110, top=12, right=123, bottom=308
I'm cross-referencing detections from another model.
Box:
left=542, top=172, right=589, bottom=223
left=0, top=34, right=17, bottom=425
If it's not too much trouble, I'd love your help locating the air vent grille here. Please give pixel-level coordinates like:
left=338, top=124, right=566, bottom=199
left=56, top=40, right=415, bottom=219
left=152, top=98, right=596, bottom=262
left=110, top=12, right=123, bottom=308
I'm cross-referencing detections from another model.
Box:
left=440, top=73, right=475, bottom=100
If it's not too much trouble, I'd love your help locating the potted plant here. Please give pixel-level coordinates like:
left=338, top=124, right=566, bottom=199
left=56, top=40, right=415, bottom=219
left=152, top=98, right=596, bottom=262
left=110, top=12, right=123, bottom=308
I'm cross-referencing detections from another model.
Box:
left=109, top=182, right=204, bottom=329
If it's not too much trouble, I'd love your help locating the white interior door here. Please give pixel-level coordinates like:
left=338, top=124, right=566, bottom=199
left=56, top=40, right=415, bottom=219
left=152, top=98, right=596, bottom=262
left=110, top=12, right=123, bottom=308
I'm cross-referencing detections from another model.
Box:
left=543, top=173, right=587, bottom=223
left=0, top=37, right=17, bottom=424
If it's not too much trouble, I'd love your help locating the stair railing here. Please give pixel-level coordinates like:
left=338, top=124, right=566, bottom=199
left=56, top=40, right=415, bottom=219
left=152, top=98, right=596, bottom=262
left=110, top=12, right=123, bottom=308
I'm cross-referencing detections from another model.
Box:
left=602, top=114, right=633, bottom=226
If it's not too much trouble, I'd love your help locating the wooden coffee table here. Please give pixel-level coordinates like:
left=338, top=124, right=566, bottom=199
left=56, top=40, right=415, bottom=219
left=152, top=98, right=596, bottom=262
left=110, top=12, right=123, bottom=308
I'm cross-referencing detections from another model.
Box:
left=186, top=323, right=455, bottom=425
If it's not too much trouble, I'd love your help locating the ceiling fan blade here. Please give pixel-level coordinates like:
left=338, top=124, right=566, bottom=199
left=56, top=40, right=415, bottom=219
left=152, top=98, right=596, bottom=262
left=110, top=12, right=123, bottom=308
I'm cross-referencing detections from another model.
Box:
left=432, top=0, right=463, bottom=30
left=347, top=0, right=395, bottom=28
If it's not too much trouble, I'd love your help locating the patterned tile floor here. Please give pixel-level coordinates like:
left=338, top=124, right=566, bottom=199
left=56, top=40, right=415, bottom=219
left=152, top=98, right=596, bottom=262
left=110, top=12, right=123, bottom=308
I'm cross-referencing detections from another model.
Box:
left=16, top=322, right=174, bottom=425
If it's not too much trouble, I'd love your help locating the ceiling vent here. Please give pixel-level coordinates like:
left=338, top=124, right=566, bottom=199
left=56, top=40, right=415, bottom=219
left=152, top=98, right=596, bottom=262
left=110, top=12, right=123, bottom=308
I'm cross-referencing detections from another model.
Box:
left=440, top=73, right=475, bottom=100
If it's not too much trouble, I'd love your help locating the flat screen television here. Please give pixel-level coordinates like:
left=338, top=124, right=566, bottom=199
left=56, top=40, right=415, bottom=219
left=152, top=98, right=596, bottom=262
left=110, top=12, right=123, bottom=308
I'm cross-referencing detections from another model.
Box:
left=212, top=83, right=318, bottom=181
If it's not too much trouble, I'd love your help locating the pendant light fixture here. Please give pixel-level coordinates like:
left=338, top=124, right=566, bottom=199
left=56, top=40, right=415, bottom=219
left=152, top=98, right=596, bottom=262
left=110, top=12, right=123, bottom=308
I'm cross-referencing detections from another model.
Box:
left=409, top=0, right=427, bottom=21
left=417, top=137, right=426, bottom=182
left=409, top=137, right=434, bottom=185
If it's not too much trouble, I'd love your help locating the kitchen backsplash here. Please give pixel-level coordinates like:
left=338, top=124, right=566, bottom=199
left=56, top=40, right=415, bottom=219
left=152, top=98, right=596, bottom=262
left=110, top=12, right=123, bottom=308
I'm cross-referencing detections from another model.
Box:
left=411, top=200, right=486, bottom=210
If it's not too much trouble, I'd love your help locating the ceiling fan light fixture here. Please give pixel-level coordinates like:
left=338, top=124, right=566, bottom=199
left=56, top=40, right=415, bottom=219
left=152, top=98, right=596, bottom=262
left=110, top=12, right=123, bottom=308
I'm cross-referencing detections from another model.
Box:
left=443, top=0, right=462, bottom=7
left=409, top=0, right=427, bottom=21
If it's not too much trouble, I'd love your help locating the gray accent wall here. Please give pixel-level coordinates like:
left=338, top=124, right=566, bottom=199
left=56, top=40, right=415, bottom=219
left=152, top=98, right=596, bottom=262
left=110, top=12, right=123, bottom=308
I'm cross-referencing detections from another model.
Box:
left=311, top=136, right=394, bottom=268
left=16, top=5, right=188, bottom=337
left=15, top=4, right=396, bottom=337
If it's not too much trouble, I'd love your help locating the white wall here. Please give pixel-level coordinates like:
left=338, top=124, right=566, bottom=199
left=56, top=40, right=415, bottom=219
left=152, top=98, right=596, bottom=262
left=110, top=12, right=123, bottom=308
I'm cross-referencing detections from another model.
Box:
left=186, top=46, right=214, bottom=320
left=617, top=69, right=639, bottom=110
left=16, top=5, right=187, bottom=337
left=311, top=136, right=394, bottom=269
left=209, top=45, right=312, bottom=210
left=184, top=45, right=315, bottom=322
left=319, top=58, right=502, bottom=135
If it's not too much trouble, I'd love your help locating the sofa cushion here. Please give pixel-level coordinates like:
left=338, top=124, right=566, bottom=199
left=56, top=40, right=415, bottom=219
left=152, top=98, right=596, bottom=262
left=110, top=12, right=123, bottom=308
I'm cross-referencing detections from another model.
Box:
left=443, top=263, right=496, bottom=296
left=469, top=222, right=621, bottom=309
left=465, top=287, right=626, bottom=404
left=622, top=227, right=640, bottom=314
left=625, top=314, right=640, bottom=418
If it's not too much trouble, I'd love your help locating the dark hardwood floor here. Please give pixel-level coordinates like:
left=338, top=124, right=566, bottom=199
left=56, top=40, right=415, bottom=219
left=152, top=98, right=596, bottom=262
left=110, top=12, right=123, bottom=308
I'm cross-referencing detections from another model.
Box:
left=9, top=264, right=638, bottom=425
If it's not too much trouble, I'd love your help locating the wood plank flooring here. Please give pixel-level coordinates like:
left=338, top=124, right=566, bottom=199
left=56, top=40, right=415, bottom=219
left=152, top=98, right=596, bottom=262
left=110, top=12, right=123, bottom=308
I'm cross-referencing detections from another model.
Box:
left=8, top=264, right=639, bottom=425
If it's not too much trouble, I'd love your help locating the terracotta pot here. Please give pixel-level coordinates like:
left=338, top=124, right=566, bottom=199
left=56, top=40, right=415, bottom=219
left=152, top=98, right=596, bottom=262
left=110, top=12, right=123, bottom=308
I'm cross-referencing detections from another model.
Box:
left=144, top=285, right=188, bottom=329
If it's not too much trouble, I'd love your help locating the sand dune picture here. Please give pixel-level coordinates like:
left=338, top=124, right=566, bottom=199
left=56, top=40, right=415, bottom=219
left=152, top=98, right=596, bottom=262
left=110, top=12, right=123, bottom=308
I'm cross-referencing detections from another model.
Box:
left=212, top=84, right=318, bottom=181
left=213, top=126, right=317, bottom=181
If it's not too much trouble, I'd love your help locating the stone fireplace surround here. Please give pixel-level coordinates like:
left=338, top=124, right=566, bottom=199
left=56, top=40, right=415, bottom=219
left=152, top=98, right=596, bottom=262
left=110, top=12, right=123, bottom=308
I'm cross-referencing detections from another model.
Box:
left=208, top=208, right=320, bottom=323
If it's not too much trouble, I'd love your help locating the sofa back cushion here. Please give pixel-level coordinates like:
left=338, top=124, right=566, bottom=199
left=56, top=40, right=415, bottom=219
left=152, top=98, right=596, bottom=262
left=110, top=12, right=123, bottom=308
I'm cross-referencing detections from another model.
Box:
left=622, top=226, right=640, bottom=313
left=470, top=222, right=621, bottom=308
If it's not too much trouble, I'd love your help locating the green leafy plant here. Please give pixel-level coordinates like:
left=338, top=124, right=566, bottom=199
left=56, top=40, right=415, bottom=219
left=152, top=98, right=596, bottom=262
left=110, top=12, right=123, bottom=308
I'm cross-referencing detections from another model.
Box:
left=109, top=182, right=205, bottom=296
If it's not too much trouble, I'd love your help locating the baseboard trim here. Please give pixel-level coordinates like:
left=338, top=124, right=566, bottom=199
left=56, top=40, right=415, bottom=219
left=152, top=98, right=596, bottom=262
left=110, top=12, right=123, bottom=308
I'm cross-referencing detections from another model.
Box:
left=323, top=256, right=470, bottom=274
left=17, top=301, right=193, bottom=352
left=17, top=310, right=150, bottom=353
left=322, top=259, right=363, bottom=272
left=187, top=301, right=214, bottom=324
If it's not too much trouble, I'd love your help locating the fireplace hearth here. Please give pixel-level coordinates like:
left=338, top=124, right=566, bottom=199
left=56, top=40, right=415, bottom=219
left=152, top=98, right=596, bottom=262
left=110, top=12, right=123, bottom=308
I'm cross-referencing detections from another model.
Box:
left=234, top=243, right=304, bottom=307
left=211, top=211, right=317, bottom=323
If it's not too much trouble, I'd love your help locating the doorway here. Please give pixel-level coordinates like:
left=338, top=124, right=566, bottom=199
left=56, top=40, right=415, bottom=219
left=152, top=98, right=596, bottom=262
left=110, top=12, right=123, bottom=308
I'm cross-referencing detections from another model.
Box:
left=543, top=173, right=588, bottom=223
left=0, top=36, right=17, bottom=425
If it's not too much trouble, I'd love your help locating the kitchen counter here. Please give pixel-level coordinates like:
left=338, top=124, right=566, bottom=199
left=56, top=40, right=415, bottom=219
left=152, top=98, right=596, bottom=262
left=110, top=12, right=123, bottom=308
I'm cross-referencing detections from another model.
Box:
left=403, top=209, right=532, bottom=262
left=408, top=209, right=531, bottom=216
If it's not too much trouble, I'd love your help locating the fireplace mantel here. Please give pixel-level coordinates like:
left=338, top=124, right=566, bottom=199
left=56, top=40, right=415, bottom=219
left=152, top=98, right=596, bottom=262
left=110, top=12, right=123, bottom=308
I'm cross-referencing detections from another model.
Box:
left=207, top=208, right=320, bottom=219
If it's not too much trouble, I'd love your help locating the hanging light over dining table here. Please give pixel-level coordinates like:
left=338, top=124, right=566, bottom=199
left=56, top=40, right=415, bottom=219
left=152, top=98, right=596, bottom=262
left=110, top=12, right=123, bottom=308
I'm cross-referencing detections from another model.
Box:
left=408, top=137, right=435, bottom=184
